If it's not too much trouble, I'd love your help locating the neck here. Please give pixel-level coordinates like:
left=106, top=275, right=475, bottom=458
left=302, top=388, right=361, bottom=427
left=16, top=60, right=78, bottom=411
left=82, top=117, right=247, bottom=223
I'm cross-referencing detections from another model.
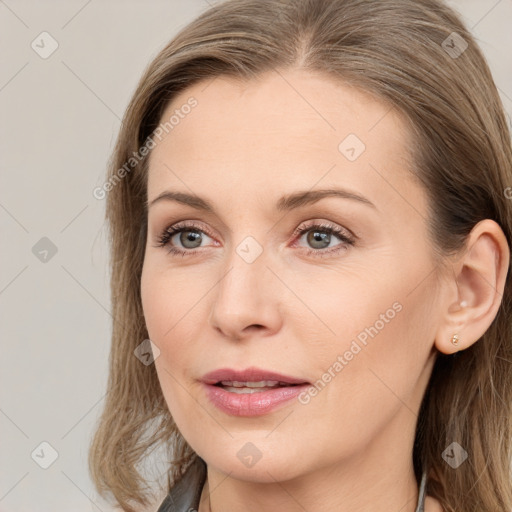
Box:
left=199, top=407, right=421, bottom=512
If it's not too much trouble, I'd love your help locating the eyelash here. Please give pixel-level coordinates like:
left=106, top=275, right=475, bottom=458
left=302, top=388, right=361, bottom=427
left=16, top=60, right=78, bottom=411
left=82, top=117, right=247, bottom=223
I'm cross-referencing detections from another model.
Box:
left=154, top=220, right=356, bottom=258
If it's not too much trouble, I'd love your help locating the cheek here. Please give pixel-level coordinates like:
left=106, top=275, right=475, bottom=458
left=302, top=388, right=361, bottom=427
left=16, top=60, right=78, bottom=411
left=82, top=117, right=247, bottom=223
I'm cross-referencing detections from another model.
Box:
left=297, top=258, right=437, bottom=431
left=141, top=266, right=168, bottom=343
left=141, top=264, right=207, bottom=426
left=141, top=263, right=196, bottom=342
left=140, top=262, right=213, bottom=380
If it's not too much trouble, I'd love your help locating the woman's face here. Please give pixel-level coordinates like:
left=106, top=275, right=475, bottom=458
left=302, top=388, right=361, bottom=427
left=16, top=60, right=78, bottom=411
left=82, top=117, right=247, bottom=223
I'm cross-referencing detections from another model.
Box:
left=141, top=68, right=444, bottom=482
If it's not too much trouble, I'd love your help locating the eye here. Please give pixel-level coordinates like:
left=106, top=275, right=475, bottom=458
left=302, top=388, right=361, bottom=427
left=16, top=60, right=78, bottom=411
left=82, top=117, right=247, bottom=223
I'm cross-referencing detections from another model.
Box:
left=292, top=221, right=355, bottom=257
left=154, top=221, right=216, bottom=257
left=154, top=220, right=355, bottom=258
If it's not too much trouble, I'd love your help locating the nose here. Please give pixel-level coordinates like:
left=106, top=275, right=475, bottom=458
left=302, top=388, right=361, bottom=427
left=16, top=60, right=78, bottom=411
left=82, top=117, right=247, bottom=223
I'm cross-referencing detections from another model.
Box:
left=208, top=241, right=283, bottom=342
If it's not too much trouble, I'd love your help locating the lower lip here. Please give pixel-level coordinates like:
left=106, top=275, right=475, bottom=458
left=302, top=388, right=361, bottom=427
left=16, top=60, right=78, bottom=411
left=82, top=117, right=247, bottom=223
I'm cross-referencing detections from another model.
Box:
left=203, top=383, right=310, bottom=416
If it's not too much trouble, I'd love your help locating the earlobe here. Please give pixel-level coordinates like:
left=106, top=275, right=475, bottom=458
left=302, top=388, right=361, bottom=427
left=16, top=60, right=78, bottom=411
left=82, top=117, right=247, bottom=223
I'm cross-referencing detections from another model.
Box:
left=434, top=304, right=467, bottom=355
left=433, top=219, right=510, bottom=355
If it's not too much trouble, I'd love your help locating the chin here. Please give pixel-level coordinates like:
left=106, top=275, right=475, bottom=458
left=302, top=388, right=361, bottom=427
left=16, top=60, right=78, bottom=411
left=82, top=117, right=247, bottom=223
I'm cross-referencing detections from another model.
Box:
left=201, top=445, right=311, bottom=483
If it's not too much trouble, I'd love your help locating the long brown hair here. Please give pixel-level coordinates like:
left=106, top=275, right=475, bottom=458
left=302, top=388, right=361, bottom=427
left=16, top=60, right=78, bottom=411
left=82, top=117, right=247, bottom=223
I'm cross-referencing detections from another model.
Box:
left=88, top=1, right=512, bottom=510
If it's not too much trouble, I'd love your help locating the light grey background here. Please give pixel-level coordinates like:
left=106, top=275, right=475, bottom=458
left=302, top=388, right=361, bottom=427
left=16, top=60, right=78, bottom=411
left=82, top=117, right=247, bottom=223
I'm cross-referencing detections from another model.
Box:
left=1, top=1, right=511, bottom=511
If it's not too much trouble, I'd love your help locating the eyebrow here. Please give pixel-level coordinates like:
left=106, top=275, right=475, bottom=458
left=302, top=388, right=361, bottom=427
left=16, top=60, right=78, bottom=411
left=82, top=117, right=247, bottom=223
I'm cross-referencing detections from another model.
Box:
left=147, top=187, right=377, bottom=212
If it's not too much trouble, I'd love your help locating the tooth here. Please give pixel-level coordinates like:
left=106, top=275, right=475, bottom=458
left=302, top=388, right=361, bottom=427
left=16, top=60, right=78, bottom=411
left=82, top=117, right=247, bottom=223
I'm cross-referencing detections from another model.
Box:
left=245, top=380, right=279, bottom=388
left=223, top=386, right=277, bottom=394
left=219, top=380, right=280, bottom=388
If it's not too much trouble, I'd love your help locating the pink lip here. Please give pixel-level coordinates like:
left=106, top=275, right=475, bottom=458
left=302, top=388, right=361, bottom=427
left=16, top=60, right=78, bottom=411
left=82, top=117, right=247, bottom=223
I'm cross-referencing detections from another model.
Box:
left=201, top=366, right=310, bottom=417
left=203, top=383, right=310, bottom=416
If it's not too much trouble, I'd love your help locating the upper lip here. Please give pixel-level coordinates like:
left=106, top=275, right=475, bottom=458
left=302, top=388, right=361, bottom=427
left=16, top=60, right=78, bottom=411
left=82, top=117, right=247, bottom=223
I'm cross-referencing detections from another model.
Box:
left=201, top=367, right=309, bottom=385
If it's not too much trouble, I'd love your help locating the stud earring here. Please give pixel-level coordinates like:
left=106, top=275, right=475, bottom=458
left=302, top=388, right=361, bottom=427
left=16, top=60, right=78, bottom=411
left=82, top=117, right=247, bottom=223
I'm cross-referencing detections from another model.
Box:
left=451, top=334, right=459, bottom=346
left=460, top=300, right=468, bottom=308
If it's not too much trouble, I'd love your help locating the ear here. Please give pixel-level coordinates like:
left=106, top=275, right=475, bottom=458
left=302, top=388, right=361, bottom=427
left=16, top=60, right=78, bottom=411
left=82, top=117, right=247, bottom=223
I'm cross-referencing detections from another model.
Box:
left=434, top=219, right=510, bottom=355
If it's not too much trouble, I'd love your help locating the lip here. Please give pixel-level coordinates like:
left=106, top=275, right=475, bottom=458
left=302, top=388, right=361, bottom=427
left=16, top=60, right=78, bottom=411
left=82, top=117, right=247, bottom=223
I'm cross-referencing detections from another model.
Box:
left=201, top=366, right=310, bottom=417
left=201, top=367, right=309, bottom=385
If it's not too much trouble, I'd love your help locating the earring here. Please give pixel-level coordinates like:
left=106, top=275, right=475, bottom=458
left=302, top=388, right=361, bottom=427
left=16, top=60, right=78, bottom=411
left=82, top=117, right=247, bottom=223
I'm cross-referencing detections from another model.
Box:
left=451, top=334, right=459, bottom=346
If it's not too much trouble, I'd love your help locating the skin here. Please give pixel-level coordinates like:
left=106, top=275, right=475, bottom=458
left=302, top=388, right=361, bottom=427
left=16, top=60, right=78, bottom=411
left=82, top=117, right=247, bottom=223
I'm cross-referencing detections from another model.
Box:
left=140, top=68, right=509, bottom=512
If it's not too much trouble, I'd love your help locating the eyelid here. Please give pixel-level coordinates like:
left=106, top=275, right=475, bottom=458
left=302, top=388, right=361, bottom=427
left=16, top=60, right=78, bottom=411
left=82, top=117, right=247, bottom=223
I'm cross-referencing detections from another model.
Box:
left=156, top=220, right=218, bottom=248
left=291, top=219, right=357, bottom=241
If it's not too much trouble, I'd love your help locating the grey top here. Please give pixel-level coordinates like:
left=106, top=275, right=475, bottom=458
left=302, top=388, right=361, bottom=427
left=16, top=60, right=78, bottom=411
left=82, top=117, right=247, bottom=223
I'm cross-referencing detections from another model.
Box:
left=156, top=456, right=427, bottom=512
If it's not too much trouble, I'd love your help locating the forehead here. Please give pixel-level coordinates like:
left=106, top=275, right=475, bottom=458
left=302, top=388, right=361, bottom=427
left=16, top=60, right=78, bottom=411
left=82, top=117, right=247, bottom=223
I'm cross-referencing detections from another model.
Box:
left=146, top=68, right=424, bottom=220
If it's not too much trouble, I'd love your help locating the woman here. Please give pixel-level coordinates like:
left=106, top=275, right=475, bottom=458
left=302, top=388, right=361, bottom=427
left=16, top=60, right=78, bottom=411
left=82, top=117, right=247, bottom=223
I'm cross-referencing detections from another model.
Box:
left=88, top=0, right=512, bottom=511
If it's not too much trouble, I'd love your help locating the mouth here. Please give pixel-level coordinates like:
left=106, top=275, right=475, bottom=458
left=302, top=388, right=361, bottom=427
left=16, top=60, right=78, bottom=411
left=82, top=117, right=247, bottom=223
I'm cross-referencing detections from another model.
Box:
left=201, top=367, right=311, bottom=416
left=201, top=367, right=309, bottom=386
left=213, top=380, right=302, bottom=393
